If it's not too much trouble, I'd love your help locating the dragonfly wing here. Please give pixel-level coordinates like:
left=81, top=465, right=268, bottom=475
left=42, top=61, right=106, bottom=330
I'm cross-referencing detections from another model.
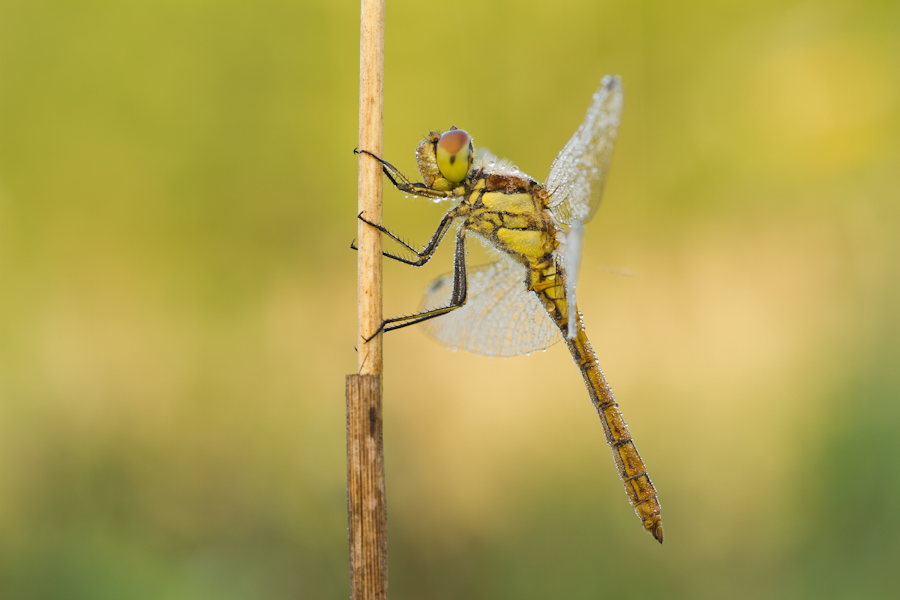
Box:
left=560, top=222, right=584, bottom=338
left=545, top=75, right=623, bottom=226
left=420, top=253, right=562, bottom=357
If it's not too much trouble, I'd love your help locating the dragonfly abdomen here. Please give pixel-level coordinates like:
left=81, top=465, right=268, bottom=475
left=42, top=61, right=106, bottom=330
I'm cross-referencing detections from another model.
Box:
left=533, top=275, right=664, bottom=543
left=572, top=332, right=663, bottom=543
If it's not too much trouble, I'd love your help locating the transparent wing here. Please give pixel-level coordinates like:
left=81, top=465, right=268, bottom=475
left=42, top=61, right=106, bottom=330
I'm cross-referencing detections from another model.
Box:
left=420, top=253, right=562, bottom=357
left=558, top=222, right=584, bottom=338
left=545, top=75, right=623, bottom=226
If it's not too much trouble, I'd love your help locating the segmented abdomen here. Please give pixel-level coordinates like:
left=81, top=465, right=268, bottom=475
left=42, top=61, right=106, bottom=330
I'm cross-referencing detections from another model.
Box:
left=533, top=270, right=663, bottom=543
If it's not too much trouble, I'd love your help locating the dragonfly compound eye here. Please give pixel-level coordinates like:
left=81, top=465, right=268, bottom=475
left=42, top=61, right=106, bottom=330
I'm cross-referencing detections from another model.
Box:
left=436, top=128, right=473, bottom=183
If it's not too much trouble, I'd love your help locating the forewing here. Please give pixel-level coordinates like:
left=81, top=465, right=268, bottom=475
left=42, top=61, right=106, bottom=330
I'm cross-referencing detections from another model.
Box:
left=545, top=75, right=623, bottom=226
left=420, top=254, right=561, bottom=357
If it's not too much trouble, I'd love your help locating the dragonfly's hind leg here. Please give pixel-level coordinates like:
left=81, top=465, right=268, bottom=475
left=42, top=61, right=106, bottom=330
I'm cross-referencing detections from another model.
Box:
left=365, top=226, right=469, bottom=341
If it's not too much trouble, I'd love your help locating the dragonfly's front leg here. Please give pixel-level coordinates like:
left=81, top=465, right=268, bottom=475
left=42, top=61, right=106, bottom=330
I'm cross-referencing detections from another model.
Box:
left=366, top=226, right=469, bottom=340
left=355, top=148, right=457, bottom=201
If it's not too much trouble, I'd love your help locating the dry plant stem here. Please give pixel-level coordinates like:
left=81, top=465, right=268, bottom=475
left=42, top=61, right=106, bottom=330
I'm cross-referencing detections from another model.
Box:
left=348, top=0, right=387, bottom=598
left=357, top=0, right=384, bottom=373
left=346, top=374, right=387, bottom=600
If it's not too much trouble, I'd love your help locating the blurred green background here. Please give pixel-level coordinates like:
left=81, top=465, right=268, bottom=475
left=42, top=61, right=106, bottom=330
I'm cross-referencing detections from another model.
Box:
left=1, top=0, right=898, bottom=598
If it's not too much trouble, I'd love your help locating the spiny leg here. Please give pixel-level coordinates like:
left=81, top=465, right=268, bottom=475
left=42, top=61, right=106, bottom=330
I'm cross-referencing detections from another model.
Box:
left=354, top=148, right=414, bottom=189
left=351, top=210, right=457, bottom=266
left=365, top=226, right=469, bottom=341
left=354, top=148, right=457, bottom=200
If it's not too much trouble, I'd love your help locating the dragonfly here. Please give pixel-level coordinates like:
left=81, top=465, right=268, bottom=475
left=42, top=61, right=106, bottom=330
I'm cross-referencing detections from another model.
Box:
left=355, top=75, right=663, bottom=543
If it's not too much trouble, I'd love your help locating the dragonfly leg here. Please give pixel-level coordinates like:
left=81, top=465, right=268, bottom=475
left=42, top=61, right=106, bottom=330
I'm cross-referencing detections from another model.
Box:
left=355, top=148, right=414, bottom=189
left=353, top=211, right=456, bottom=266
left=355, top=148, right=456, bottom=200
left=365, top=226, right=469, bottom=341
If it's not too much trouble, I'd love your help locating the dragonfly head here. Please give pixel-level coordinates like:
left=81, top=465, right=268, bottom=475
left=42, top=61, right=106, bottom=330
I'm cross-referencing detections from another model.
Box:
left=416, top=127, right=473, bottom=191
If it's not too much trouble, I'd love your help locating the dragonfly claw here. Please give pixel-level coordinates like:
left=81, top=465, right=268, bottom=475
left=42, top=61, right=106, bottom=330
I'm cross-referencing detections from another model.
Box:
left=363, top=322, right=386, bottom=343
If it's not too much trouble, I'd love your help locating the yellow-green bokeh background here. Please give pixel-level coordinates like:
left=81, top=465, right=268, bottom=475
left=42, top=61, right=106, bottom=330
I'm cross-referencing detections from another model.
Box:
left=1, top=0, right=898, bottom=598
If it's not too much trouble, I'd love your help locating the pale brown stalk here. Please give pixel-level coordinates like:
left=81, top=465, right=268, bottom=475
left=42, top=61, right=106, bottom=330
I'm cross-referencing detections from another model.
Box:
left=347, top=0, right=387, bottom=597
